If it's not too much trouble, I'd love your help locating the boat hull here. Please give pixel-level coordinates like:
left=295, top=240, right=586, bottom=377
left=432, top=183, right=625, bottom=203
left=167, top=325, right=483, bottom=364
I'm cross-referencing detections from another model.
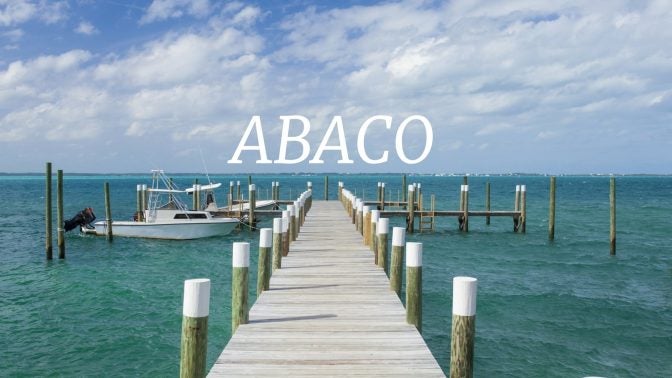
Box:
left=89, top=219, right=238, bottom=240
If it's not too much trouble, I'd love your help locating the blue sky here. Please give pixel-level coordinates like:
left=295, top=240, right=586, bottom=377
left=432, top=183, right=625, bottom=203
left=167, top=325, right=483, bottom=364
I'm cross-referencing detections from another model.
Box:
left=1, top=0, right=670, bottom=174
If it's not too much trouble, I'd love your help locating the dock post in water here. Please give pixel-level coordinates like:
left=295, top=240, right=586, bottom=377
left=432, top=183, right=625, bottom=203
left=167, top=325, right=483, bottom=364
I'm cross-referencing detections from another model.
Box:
left=381, top=183, right=386, bottom=210
left=390, top=227, right=405, bottom=297
left=324, top=176, right=328, bottom=200
left=231, top=242, right=249, bottom=333
left=236, top=181, right=241, bottom=203
left=485, top=182, right=491, bottom=225
left=272, top=218, right=282, bottom=270
left=104, top=182, right=113, bottom=241
left=180, top=278, right=210, bottom=378
left=402, top=174, right=407, bottom=208
left=450, top=276, right=478, bottom=378
left=45, top=162, right=53, bottom=260
left=520, top=185, right=527, bottom=233
left=288, top=205, right=297, bottom=242
left=257, top=228, right=272, bottom=295
left=357, top=201, right=364, bottom=236
left=377, top=218, right=389, bottom=274
left=461, top=185, right=469, bottom=232
left=610, top=177, right=616, bottom=255
left=136, top=184, right=143, bottom=221
left=514, top=185, right=521, bottom=232
left=406, top=242, right=422, bottom=333
left=248, top=184, right=256, bottom=230
left=370, top=210, right=379, bottom=256
left=362, top=206, right=371, bottom=247
left=282, top=210, right=290, bottom=257
left=407, top=185, right=415, bottom=233
left=57, top=170, right=65, bottom=259
left=549, top=177, right=556, bottom=241
left=228, top=181, right=234, bottom=209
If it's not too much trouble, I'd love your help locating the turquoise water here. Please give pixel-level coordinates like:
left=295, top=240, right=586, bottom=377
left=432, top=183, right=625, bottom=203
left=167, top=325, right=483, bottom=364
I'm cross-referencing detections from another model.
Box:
left=1, top=174, right=670, bottom=377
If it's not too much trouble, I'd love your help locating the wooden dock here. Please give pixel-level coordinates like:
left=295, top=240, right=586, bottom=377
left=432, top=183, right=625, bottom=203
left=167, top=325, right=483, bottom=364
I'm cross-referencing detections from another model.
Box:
left=208, top=201, right=444, bottom=377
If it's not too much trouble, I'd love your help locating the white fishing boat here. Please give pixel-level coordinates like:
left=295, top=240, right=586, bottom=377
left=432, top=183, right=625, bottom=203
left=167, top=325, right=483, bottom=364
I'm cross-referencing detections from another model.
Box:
left=85, top=170, right=239, bottom=240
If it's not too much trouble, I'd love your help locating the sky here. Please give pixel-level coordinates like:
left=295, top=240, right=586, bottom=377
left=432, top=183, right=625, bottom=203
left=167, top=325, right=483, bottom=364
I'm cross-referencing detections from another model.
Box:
left=0, top=0, right=670, bottom=174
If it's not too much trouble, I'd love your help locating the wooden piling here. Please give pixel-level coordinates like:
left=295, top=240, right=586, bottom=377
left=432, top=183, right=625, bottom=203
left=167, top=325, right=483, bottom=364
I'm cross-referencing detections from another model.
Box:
left=45, top=162, right=53, bottom=260
left=228, top=181, right=234, bottom=209
left=381, top=183, right=386, bottom=211
left=257, top=228, right=272, bottom=295
left=236, top=181, right=241, bottom=202
left=520, top=185, right=527, bottom=233
left=370, top=210, right=379, bottom=255
left=407, top=185, right=415, bottom=233
left=288, top=205, right=296, bottom=242
left=169, top=178, right=174, bottom=204
left=462, top=185, right=469, bottom=232
left=180, top=278, right=210, bottom=378
left=272, top=218, right=283, bottom=270
left=485, top=182, right=491, bottom=226
left=362, top=206, right=371, bottom=247
left=549, top=177, right=556, bottom=241
left=450, top=276, right=477, bottom=378
left=232, top=242, right=249, bottom=333
left=610, top=177, right=616, bottom=255
left=402, top=174, right=407, bottom=207
left=514, top=185, right=521, bottom=232
left=357, top=201, right=364, bottom=236
left=136, top=184, right=143, bottom=221
left=406, top=242, right=422, bottom=333
left=57, top=170, right=65, bottom=258
left=104, top=182, right=113, bottom=241
left=390, top=227, right=405, bottom=297
left=249, top=184, right=256, bottom=230
left=377, top=218, right=389, bottom=274
left=324, top=176, right=329, bottom=200
left=282, top=210, right=290, bottom=257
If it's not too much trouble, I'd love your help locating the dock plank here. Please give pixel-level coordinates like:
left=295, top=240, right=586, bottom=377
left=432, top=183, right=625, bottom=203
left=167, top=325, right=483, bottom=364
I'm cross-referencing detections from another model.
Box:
left=208, top=201, right=444, bottom=377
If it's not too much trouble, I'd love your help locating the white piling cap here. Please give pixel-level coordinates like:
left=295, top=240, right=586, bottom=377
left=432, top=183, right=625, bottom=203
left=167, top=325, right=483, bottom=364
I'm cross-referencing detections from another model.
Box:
left=249, top=184, right=256, bottom=191
left=307, top=181, right=312, bottom=186
left=288, top=204, right=296, bottom=216
left=392, top=227, right=405, bottom=246
left=417, top=183, right=421, bottom=189
left=339, top=182, right=343, bottom=187
left=183, top=278, right=210, bottom=318
left=136, top=184, right=142, bottom=191
left=521, top=185, right=527, bottom=192
left=452, top=276, right=478, bottom=316
left=516, top=185, right=521, bottom=191
left=460, top=185, right=465, bottom=191
left=464, top=184, right=469, bottom=191
left=371, top=210, right=380, bottom=223
left=142, top=184, right=147, bottom=190
left=282, top=216, right=288, bottom=232
left=362, top=205, right=371, bottom=214
left=406, top=242, right=422, bottom=267
left=408, top=184, right=415, bottom=192
left=382, top=182, right=386, bottom=188
left=259, top=228, right=272, bottom=248
left=377, top=218, right=389, bottom=234
left=237, top=180, right=240, bottom=185
left=232, top=242, right=250, bottom=268
left=273, top=218, right=282, bottom=233
left=357, top=202, right=363, bottom=211
left=378, top=182, right=382, bottom=187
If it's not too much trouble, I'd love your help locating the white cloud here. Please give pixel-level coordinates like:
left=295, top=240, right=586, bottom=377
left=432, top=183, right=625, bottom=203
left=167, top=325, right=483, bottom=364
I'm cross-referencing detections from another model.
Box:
left=0, top=0, right=68, bottom=26
left=141, top=0, right=212, bottom=24
left=75, top=20, right=98, bottom=35
left=1, top=0, right=672, bottom=173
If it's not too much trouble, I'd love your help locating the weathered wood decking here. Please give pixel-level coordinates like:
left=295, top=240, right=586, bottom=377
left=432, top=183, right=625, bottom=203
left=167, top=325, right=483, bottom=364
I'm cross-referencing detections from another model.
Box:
left=208, top=200, right=444, bottom=377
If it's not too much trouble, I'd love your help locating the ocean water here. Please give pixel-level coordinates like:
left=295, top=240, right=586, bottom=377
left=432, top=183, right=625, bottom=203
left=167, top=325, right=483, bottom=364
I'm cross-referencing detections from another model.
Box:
left=0, top=174, right=670, bottom=377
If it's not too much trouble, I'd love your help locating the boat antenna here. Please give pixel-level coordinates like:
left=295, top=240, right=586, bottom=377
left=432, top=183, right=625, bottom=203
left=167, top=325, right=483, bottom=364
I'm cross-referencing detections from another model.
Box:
left=199, top=147, right=213, bottom=185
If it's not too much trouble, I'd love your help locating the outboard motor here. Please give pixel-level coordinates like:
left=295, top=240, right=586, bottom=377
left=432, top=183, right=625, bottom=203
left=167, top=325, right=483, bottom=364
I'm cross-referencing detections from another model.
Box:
left=64, top=207, right=96, bottom=232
